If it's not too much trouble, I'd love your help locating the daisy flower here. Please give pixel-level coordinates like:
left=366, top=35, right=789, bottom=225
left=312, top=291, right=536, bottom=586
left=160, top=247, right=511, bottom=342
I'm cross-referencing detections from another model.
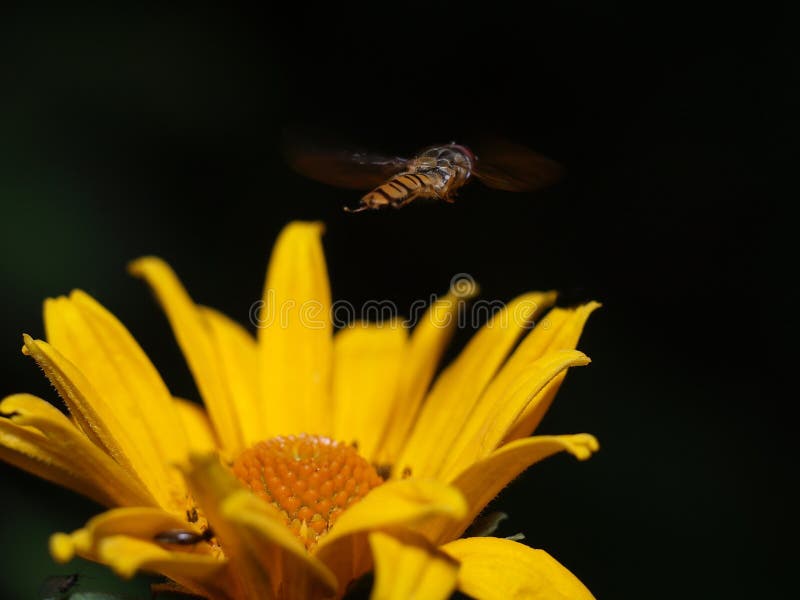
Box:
left=0, top=221, right=599, bottom=599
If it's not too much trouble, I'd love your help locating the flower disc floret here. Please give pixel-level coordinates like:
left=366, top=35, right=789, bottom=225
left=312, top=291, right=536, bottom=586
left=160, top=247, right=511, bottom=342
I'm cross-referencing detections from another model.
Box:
left=232, top=433, right=383, bottom=550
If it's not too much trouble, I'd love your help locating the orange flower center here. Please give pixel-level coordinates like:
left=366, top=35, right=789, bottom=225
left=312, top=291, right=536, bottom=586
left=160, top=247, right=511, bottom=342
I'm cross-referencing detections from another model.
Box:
left=231, top=434, right=383, bottom=551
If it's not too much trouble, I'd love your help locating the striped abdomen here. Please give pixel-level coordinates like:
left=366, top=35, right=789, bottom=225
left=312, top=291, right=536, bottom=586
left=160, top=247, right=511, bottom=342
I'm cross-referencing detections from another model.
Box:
left=359, top=171, right=445, bottom=210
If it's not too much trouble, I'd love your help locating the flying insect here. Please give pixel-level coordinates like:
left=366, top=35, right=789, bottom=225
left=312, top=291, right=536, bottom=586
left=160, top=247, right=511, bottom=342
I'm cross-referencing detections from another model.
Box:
left=285, top=138, right=563, bottom=212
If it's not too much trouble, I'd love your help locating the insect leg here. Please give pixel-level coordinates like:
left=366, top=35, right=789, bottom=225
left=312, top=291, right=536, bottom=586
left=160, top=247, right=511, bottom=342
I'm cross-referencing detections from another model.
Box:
left=343, top=203, right=370, bottom=213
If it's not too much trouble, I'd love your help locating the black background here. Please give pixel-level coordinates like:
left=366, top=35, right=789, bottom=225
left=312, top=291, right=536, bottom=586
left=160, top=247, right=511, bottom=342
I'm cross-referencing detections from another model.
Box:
left=0, top=2, right=793, bottom=598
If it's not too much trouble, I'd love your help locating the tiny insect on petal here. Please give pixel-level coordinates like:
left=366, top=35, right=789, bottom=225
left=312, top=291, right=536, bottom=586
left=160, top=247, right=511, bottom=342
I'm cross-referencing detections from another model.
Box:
left=153, top=528, right=213, bottom=545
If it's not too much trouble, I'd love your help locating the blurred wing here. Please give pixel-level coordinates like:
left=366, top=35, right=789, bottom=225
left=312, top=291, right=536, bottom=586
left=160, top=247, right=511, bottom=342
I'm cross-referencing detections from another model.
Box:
left=472, top=139, right=564, bottom=192
left=285, top=141, right=409, bottom=190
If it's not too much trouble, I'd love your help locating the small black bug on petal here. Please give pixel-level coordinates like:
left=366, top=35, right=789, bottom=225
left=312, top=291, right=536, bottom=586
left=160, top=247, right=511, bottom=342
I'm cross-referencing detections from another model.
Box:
left=154, top=528, right=213, bottom=545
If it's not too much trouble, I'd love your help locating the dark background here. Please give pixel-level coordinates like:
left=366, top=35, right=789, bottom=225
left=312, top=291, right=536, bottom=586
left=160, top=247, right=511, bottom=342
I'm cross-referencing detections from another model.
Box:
left=1, top=2, right=793, bottom=598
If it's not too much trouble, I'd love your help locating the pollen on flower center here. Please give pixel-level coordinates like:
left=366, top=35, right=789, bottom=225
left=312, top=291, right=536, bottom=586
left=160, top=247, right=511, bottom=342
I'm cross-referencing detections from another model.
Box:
left=231, top=433, right=384, bottom=551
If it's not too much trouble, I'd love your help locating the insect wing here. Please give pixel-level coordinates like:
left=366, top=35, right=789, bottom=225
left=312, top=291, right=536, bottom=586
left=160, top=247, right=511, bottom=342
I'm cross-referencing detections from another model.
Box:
left=472, top=139, right=564, bottom=192
left=464, top=511, right=509, bottom=537
left=285, top=142, right=409, bottom=191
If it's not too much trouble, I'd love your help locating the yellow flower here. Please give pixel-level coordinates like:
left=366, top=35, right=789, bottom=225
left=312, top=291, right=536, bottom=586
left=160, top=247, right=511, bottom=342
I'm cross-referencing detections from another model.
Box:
left=1, top=221, right=599, bottom=600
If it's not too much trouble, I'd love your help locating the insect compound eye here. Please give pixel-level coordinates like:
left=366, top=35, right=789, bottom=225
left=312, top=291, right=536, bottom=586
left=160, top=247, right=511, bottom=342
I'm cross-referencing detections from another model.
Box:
left=419, top=157, right=436, bottom=169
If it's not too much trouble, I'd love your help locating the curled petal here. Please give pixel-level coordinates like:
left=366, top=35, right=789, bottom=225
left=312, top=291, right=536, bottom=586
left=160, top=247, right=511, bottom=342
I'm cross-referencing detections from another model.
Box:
left=21, top=336, right=155, bottom=490
left=45, top=291, right=189, bottom=466
left=505, top=302, right=600, bottom=441
left=438, top=350, right=591, bottom=481
left=98, top=535, right=232, bottom=600
left=22, top=333, right=180, bottom=510
left=222, top=490, right=338, bottom=600
left=368, top=532, right=458, bottom=600
left=315, top=479, right=467, bottom=591
left=434, top=435, right=599, bottom=543
left=441, top=537, right=595, bottom=600
left=50, top=506, right=210, bottom=561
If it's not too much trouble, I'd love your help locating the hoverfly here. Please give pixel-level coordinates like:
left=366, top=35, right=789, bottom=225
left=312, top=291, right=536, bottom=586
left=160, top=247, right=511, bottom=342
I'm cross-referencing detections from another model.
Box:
left=285, top=137, right=564, bottom=212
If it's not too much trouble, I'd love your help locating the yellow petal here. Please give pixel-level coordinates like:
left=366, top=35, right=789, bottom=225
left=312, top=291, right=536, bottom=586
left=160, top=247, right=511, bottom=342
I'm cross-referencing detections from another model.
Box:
left=434, top=435, right=599, bottom=543
left=0, top=394, right=154, bottom=507
left=397, top=292, right=556, bottom=479
left=174, top=397, right=218, bottom=453
left=56, top=290, right=189, bottom=466
left=97, top=536, right=233, bottom=600
left=128, top=257, right=245, bottom=454
left=22, top=333, right=124, bottom=462
left=258, top=222, right=332, bottom=438
left=439, top=350, right=591, bottom=481
left=332, top=323, right=407, bottom=462
left=50, top=532, right=80, bottom=563
left=315, top=479, right=467, bottom=589
left=499, top=306, right=571, bottom=371
left=181, top=454, right=272, bottom=599
left=222, top=490, right=338, bottom=600
left=50, top=509, right=218, bottom=597
left=547, top=302, right=600, bottom=353
left=0, top=417, right=115, bottom=507
left=505, top=302, right=600, bottom=441
left=318, top=479, right=467, bottom=551
left=21, top=336, right=174, bottom=508
left=51, top=506, right=209, bottom=559
left=441, top=537, right=595, bottom=600
left=368, top=531, right=458, bottom=600
left=87, top=506, right=205, bottom=545
left=201, top=307, right=261, bottom=447
left=377, top=288, right=476, bottom=464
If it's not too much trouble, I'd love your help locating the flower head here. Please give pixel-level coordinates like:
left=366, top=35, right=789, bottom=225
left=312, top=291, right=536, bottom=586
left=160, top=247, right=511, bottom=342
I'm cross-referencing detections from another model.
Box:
left=1, top=222, right=599, bottom=599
